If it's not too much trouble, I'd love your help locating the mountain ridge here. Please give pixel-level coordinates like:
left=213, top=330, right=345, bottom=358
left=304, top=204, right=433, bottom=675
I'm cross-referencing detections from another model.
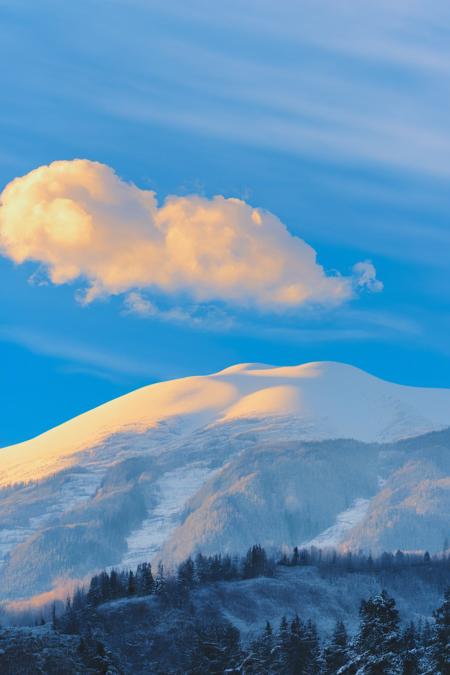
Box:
left=0, top=361, right=449, bottom=600
left=2, top=360, right=450, bottom=488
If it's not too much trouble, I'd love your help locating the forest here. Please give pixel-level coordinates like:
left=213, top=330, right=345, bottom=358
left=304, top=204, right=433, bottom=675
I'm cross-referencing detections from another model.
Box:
left=0, top=545, right=449, bottom=673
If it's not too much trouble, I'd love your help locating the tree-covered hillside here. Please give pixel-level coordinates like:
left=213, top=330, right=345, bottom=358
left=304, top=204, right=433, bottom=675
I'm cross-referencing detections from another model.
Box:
left=1, top=546, right=449, bottom=673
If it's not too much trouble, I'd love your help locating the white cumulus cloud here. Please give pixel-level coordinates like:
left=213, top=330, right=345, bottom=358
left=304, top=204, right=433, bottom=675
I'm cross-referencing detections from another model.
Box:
left=0, top=159, right=381, bottom=310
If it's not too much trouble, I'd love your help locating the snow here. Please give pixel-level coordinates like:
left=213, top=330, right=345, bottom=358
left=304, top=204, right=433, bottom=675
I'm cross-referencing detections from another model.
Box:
left=1, top=362, right=450, bottom=600
left=302, top=498, right=371, bottom=549
left=2, top=360, right=450, bottom=487
left=121, top=462, right=215, bottom=569
left=220, top=385, right=303, bottom=420
left=0, top=468, right=103, bottom=571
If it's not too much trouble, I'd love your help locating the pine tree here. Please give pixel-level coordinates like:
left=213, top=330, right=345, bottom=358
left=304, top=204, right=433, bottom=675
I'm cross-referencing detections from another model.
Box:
left=259, top=621, right=275, bottom=672
left=276, top=616, right=291, bottom=673
left=127, top=570, right=137, bottom=596
left=87, top=575, right=102, bottom=606
left=194, top=553, right=209, bottom=583
left=191, top=620, right=241, bottom=673
left=154, top=560, right=166, bottom=595
left=421, top=619, right=433, bottom=649
left=72, top=586, right=87, bottom=611
left=64, top=596, right=79, bottom=634
left=432, top=587, right=450, bottom=674
left=400, top=622, right=420, bottom=675
left=177, top=557, right=195, bottom=593
left=304, top=619, right=321, bottom=674
left=354, top=590, right=401, bottom=674
left=288, top=613, right=305, bottom=673
left=109, top=568, right=121, bottom=599
left=136, top=562, right=154, bottom=595
left=99, top=570, right=111, bottom=602
left=281, top=614, right=321, bottom=674
left=243, top=545, right=270, bottom=578
left=210, top=554, right=223, bottom=581
left=323, top=619, right=348, bottom=674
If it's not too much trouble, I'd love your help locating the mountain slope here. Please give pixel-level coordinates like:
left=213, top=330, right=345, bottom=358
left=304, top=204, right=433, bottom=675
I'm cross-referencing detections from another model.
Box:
left=2, top=361, right=450, bottom=488
left=1, top=362, right=450, bottom=600
left=158, top=430, right=450, bottom=565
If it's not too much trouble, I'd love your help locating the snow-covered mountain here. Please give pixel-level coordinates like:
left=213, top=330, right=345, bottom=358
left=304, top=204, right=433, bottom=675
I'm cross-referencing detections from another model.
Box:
left=1, top=361, right=450, bottom=601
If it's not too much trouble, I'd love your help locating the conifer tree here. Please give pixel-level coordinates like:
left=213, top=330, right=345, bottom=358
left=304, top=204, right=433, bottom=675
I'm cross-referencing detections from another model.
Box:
left=323, top=619, right=348, bottom=674
left=127, top=570, right=137, bottom=596
left=259, top=621, right=275, bottom=672
left=243, top=545, right=270, bottom=578
left=136, top=562, right=154, bottom=595
left=400, top=621, right=420, bottom=675
left=194, top=553, right=209, bottom=583
left=109, top=569, right=120, bottom=599
left=154, top=560, right=165, bottom=595
left=177, top=557, right=195, bottom=593
left=432, top=587, right=450, bottom=674
left=190, top=620, right=241, bottom=673
left=276, top=615, right=291, bottom=672
left=99, top=570, right=111, bottom=602
left=288, top=613, right=305, bottom=672
left=304, top=619, right=321, bottom=674
left=87, top=575, right=102, bottom=606
left=354, top=590, right=401, bottom=674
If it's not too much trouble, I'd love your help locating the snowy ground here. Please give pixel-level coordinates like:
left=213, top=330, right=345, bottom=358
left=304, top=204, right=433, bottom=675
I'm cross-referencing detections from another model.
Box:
left=121, top=462, right=214, bottom=568
left=302, top=498, right=370, bottom=549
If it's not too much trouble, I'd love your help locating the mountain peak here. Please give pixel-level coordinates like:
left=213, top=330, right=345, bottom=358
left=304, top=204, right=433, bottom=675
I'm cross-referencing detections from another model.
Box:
left=1, top=360, right=450, bottom=600
left=1, top=361, right=450, bottom=488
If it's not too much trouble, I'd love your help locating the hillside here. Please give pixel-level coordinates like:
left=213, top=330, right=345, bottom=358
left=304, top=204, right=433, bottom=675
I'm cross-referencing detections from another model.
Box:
left=0, top=362, right=450, bottom=601
left=2, top=551, right=449, bottom=674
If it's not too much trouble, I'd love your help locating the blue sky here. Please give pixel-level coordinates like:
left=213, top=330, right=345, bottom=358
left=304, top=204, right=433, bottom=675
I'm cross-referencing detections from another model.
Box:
left=1, top=0, right=450, bottom=445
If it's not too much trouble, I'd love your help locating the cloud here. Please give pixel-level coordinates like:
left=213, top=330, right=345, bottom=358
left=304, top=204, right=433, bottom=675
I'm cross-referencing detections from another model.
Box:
left=123, top=291, right=235, bottom=331
left=0, top=159, right=381, bottom=311
left=124, top=291, right=159, bottom=317
left=0, top=324, right=160, bottom=378
left=352, top=261, right=384, bottom=293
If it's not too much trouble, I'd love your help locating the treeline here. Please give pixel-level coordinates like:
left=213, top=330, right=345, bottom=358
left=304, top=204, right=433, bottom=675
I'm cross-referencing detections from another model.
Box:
left=60, top=544, right=274, bottom=620
left=279, top=545, right=450, bottom=571
left=54, top=544, right=450, bottom=629
left=279, top=546, right=450, bottom=584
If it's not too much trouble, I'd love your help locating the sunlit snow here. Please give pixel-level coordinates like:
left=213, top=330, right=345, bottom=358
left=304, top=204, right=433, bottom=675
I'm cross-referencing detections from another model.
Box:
left=2, top=361, right=450, bottom=487
left=1, top=361, right=450, bottom=600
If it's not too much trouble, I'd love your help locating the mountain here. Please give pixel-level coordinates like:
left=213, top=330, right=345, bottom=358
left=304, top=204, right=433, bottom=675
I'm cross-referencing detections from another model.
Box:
left=0, top=361, right=450, bottom=601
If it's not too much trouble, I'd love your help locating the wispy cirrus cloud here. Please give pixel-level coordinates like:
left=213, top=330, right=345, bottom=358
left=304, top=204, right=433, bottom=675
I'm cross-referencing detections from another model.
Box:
left=79, top=0, right=450, bottom=179
left=0, top=159, right=381, bottom=313
left=0, top=324, right=160, bottom=379
left=5, top=1, right=450, bottom=181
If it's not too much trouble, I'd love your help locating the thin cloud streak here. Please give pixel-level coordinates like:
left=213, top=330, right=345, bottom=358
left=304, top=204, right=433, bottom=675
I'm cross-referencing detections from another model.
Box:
left=4, top=2, right=450, bottom=180
left=86, top=1, right=450, bottom=178
left=0, top=325, right=164, bottom=379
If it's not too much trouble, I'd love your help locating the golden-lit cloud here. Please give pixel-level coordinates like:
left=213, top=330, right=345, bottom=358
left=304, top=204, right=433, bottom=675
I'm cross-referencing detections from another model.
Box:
left=0, top=159, right=381, bottom=310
